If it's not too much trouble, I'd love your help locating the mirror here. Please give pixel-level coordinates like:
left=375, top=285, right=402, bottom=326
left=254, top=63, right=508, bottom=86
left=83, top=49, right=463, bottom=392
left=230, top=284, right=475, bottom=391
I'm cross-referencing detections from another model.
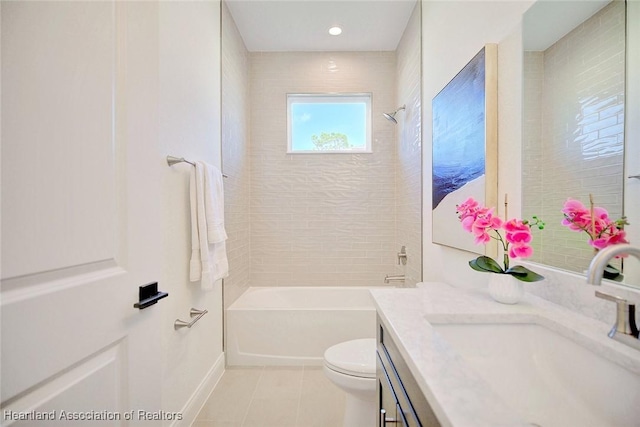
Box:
left=522, top=1, right=631, bottom=281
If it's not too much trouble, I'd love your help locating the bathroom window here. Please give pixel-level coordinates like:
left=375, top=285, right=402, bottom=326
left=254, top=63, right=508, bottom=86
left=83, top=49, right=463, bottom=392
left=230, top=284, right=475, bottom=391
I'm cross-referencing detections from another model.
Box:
left=287, top=93, right=372, bottom=153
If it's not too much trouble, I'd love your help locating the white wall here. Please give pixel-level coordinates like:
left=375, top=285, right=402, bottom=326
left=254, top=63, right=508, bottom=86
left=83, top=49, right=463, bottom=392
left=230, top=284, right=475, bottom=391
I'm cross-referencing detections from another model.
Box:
left=157, top=0, right=224, bottom=422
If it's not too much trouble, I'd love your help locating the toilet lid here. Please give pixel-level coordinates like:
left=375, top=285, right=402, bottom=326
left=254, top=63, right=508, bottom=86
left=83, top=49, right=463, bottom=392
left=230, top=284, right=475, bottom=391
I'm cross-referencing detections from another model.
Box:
left=323, top=338, right=377, bottom=378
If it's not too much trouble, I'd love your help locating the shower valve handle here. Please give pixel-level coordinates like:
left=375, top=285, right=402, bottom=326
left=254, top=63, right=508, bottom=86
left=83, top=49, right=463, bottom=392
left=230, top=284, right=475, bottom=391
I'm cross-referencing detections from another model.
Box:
left=397, top=246, right=407, bottom=265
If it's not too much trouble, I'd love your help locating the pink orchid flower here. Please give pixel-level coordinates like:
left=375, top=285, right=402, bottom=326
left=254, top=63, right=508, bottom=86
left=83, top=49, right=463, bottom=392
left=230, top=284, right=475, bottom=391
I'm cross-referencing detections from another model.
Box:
left=504, top=219, right=532, bottom=245
left=456, top=197, right=479, bottom=220
left=561, top=198, right=590, bottom=231
left=509, top=243, right=533, bottom=259
left=457, top=198, right=540, bottom=262
left=456, top=197, right=545, bottom=282
left=590, top=225, right=629, bottom=250
left=471, top=209, right=503, bottom=245
left=561, top=198, right=629, bottom=253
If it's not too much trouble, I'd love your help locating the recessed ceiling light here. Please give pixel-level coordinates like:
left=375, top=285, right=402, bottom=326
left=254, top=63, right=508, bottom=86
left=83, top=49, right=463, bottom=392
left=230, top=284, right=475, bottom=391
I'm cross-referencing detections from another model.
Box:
left=328, top=26, right=342, bottom=36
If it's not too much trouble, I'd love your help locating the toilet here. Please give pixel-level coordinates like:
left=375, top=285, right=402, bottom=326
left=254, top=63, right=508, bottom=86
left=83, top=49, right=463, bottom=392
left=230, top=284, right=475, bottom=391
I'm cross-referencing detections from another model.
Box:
left=323, top=338, right=377, bottom=427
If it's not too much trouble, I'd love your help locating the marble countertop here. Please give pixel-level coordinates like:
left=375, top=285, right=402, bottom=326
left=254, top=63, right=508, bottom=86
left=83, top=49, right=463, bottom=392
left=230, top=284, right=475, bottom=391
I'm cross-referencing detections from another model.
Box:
left=370, top=282, right=640, bottom=427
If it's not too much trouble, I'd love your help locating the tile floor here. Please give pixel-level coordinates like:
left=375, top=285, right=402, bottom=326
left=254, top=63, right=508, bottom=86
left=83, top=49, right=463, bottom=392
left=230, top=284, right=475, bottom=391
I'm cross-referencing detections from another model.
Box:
left=193, top=366, right=346, bottom=427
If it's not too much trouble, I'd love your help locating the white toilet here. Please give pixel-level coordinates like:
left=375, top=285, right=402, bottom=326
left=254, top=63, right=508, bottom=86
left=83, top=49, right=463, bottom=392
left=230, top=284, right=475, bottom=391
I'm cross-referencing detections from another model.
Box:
left=323, top=338, right=377, bottom=427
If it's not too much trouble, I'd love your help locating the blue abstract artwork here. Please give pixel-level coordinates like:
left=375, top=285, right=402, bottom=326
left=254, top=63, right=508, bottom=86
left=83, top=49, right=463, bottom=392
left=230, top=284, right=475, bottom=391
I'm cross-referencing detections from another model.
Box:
left=432, top=46, right=496, bottom=253
left=432, top=47, right=486, bottom=210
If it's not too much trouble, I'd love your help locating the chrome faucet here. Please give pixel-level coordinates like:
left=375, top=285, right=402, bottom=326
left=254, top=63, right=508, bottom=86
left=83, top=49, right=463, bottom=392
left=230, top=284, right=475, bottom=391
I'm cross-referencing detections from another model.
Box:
left=587, top=244, right=640, bottom=286
left=587, top=244, right=640, bottom=348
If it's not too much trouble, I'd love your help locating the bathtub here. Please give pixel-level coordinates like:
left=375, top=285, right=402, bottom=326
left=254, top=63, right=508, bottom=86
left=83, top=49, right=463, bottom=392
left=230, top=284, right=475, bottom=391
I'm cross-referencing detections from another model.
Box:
left=226, top=286, right=380, bottom=366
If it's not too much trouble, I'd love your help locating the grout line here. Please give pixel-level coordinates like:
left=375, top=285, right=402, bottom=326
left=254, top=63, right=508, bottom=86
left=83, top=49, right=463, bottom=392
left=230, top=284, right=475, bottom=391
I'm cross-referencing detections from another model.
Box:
left=294, top=366, right=308, bottom=427
left=239, top=366, right=265, bottom=427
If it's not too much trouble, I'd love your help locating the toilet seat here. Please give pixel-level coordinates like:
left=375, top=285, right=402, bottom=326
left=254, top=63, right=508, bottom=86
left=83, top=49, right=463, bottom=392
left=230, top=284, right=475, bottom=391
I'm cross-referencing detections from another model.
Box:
left=323, top=338, right=376, bottom=379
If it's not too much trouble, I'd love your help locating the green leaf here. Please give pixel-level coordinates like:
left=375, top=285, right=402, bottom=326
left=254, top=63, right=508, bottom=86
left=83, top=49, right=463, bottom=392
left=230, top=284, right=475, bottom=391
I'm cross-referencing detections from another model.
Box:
left=469, top=258, right=489, bottom=272
left=504, top=265, right=528, bottom=277
left=471, top=256, right=504, bottom=273
left=476, top=256, right=504, bottom=273
left=505, top=265, right=545, bottom=282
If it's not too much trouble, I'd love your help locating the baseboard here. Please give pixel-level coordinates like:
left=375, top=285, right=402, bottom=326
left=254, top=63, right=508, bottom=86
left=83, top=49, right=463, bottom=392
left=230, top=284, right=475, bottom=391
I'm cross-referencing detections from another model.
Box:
left=171, top=352, right=225, bottom=427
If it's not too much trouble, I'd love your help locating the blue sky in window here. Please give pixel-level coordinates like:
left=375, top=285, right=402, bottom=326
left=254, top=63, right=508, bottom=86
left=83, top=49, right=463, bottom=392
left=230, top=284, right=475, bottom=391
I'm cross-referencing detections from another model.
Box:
left=291, top=102, right=367, bottom=151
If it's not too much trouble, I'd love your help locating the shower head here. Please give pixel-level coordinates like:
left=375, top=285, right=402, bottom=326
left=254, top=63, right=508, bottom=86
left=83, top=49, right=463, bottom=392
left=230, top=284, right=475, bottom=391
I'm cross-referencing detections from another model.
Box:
left=383, top=105, right=406, bottom=124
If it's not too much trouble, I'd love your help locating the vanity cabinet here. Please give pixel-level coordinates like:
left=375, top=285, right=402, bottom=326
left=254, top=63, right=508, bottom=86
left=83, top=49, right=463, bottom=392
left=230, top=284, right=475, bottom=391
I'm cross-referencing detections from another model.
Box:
left=377, top=316, right=441, bottom=427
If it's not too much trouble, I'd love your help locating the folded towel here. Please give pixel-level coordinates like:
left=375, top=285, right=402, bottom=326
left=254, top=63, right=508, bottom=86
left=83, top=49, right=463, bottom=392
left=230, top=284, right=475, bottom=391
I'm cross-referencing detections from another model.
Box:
left=203, top=164, right=228, bottom=244
left=189, top=166, right=199, bottom=280
left=189, top=161, right=229, bottom=290
left=202, top=162, right=229, bottom=283
left=189, top=164, right=209, bottom=284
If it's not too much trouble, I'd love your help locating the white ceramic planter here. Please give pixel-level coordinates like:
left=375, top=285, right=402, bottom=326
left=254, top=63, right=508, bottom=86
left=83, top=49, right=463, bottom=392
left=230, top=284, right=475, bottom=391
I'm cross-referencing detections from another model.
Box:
left=488, top=273, right=524, bottom=304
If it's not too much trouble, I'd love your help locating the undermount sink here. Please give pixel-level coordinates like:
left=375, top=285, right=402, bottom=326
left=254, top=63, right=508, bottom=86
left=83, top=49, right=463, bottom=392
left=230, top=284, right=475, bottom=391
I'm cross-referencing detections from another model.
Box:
left=431, top=321, right=640, bottom=427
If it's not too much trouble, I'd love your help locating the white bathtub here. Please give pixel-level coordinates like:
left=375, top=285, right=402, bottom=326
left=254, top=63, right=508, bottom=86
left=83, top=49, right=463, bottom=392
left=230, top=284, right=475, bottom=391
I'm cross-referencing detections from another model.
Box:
left=226, top=287, right=379, bottom=366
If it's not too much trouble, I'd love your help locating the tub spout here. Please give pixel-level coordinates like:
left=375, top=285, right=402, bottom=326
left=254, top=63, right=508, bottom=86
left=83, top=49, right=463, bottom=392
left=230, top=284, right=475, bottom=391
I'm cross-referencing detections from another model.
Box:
left=384, top=274, right=405, bottom=284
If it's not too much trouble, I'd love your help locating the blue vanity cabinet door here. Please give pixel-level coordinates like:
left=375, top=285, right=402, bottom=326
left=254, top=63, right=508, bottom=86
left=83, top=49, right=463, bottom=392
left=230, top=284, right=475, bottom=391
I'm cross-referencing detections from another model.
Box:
left=377, top=356, right=399, bottom=427
left=377, top=315, right=441, bottom=427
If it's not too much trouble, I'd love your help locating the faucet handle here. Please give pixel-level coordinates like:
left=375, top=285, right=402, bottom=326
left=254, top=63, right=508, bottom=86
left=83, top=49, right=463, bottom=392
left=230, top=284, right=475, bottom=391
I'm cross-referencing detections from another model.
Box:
left=397, top=246, right=407, bottom=265
left=595, top=290, right=629, bottom=305
left=595, top=290, right=639, bottom=339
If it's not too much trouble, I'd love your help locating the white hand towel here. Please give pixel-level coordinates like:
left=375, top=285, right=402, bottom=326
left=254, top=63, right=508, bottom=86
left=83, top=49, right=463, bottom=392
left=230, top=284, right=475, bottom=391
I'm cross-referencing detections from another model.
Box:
left=189, top=163, right=213, bottom=287
left=203, top=164, right=228, bottom=244
left=189, top=161, right=229, bottom=289
left=202, top=163, right=229, bottom=282
left=189, top=166, right=202, bottom=281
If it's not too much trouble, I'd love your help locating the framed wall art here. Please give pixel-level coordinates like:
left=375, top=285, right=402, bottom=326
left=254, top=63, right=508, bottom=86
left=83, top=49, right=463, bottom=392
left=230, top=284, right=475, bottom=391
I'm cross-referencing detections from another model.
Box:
left=432, top=44, right=498, bottom=255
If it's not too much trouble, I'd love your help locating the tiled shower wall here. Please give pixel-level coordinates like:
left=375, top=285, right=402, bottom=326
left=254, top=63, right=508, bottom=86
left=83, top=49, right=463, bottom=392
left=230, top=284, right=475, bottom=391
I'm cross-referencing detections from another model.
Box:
left=249, top=52, right=398, bottom=286
left=221, top=2, right=251, bottom=307
left=395, top=4, right=422, bottom=286
left=523, top=0, right=625, bottom=272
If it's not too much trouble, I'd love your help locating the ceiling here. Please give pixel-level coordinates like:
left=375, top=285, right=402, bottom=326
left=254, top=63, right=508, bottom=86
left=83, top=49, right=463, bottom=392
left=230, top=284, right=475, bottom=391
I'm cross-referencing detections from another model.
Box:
left=224, top=0, right=418, bottom=52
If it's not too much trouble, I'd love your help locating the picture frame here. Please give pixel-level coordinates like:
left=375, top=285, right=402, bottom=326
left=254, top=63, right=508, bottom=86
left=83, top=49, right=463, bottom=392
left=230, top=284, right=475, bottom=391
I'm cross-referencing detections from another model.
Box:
left=431, top=44, right=498, bottom=255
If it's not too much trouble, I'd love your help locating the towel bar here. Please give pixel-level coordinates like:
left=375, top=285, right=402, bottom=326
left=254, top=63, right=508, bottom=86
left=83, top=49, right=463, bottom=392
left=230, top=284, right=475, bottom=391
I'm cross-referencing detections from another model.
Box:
left=174, top=308, right=208, bottom=330
left=167, top=155, right=228, bottom=178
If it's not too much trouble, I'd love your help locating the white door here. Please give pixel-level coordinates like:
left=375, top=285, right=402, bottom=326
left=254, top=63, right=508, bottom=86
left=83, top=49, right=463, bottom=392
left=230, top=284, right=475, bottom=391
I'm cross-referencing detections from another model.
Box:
left=1, top=2, right=164, bottom=425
